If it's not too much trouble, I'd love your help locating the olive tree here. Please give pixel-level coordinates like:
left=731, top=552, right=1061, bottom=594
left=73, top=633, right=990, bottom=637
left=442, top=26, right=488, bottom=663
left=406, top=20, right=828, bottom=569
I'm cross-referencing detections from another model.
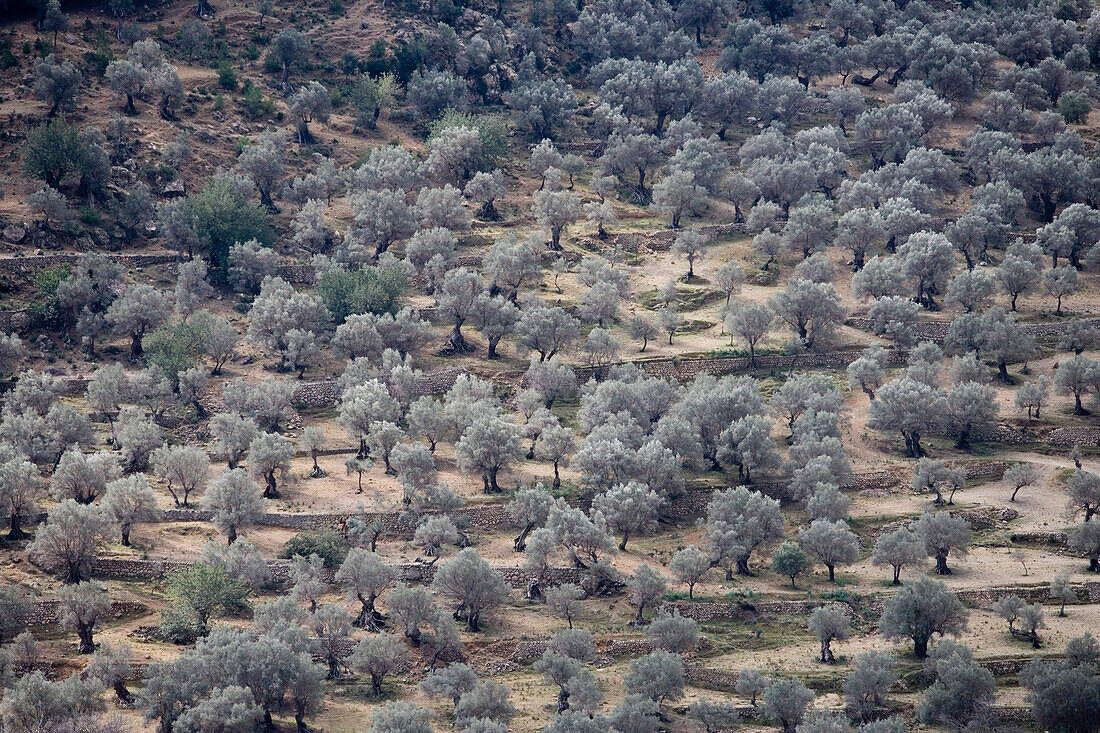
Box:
left=669, top=545, right=710, bottom=598
left=350, top=633, right=411, bottom=696
left=102, top=475, right=160, bottom=546
left=624, top=650, right=685, bottom=705
left=591, top=481, right=661, bottom=551
left=248, top=432, right=294, bottom=499
left=799, top=519, right=859, bottom=582
left=455, top=414, right=524, bottom=494
left=844, top=650, right=897, bottom=723
left=918, top=642, right=996, bottom=730
left=807, top=606, right=851, bottom=663
left=770, top=279, right=845, bottom=349
left=992, top=594, right=1046, bottom=649
left=105, top=285, right=173, bottom=361
left=200, top=468, right=265, bottom=544
left=28, top=500, right=111, bottom=583
left=878, top=575, right=969, bottom=657
left=335, top=548, right=393, bottom=629
left=704, top=486, right=784, bottom=578
left=287, top=81, right=330, bottom=144
left=872, top=526, right=925, bottom=585
left=58, top=581, right=110, bottom=654
left=432, top=548, right=508, bottom=632
left=761, top=677, right=814, bottom=733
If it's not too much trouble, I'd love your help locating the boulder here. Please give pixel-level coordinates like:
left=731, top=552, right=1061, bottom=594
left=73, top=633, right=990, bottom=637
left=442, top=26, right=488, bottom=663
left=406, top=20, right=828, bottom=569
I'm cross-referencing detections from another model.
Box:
left=162, top=180, right=185, bottom=198
left=2, top=225, right=26, bottom=244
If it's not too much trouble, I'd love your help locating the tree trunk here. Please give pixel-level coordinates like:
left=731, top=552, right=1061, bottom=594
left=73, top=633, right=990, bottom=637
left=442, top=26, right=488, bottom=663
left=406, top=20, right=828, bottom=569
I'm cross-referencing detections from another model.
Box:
left=935, top=554, right=951, bottom=574
left=7, top=510, right=24, bottom=540
left=77, top=624, right=95, bottom=653
left=227, top=525, right=237, bottom=545
left=448, top=323, right=470, bottom=353
left=121, top=525, right=131, bottom=547
left=892, top=565, right=901, bottom=585
left=514, top=523, right=533, bottom=552
left=618, top=532, right=629, bottom=551
left=263, top=472, right=279, bottom=499
left=914, top=636, right=929, bottom=658
left=552, top=462, right=561, bottom=491
left=820, top=639, right=834, bottom=663
left=827, top=564, right=835, bottom=582
left=954, top=428, right=970, bottom=450
left=557, top=687, right=570, bottom=713
left=113, top=682, right=134, bottom=705
left=488, top=467, right=501, bottom=493
left=129, top=333, right=143, bottom=361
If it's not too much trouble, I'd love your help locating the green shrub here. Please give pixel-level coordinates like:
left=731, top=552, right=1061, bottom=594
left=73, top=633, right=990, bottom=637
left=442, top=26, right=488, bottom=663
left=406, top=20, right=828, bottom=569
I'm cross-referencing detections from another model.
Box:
left=428, top=110, right=510, bottom=165
left=78, top=207, right=101, bottom=227
left=315, top=261, right=408, bottom=323
left=240, top=80, right=275, bottom=119
left=185, top=177, right=274, bottom=270
left=0, top=40, right=19, bottom=71
left=25, top=265, right=69, bottom=330
left=262, top=51, right=281, bottom=75
left=144, top=317, right=212, bottom=382
left=216, top=64, right=237, bottom=90
left=1059, top=91, right=1092, bottom=124
left=279, top=530, right=351, bottom=568
left=160, top=563, right=250, bottom=642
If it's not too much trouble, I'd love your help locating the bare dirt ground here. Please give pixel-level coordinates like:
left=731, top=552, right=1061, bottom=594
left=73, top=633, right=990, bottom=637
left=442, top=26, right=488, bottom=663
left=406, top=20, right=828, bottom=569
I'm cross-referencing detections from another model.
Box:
left=3, top=1, right=1100, bottom=731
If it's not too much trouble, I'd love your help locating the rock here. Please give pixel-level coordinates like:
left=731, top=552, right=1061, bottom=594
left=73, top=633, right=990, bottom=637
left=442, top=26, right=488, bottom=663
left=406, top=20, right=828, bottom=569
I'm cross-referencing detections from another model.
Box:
left=2, top=225, right=26, bottom=244
left=162, top=180, right=185, bottom=198
left=111, top=165, right=134, bottom=183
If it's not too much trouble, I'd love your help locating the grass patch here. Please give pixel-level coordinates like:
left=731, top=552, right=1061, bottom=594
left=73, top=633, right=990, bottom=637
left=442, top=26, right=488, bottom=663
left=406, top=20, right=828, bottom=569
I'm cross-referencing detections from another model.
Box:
left=636, top=286, right=723, bottom=312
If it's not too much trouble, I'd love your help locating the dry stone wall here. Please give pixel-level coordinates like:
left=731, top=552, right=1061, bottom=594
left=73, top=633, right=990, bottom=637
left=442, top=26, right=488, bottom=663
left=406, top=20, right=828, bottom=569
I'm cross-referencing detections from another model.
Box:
left=661, top=582, right=1100, bottom=624
left=90, top=557, right=595, bottom=590
left=927, top=422, right=1100, bottom=446
left=845, top=316, right=1100, bottom=342
left=587, top=222, right=748, bottom=253
left=290, top=367, right=467, bottom=408
left=20, top=599, right=147, bottom=626
left=569, top=349, right=909, bottom=386
left=0, top=252, right=180, bottom=274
